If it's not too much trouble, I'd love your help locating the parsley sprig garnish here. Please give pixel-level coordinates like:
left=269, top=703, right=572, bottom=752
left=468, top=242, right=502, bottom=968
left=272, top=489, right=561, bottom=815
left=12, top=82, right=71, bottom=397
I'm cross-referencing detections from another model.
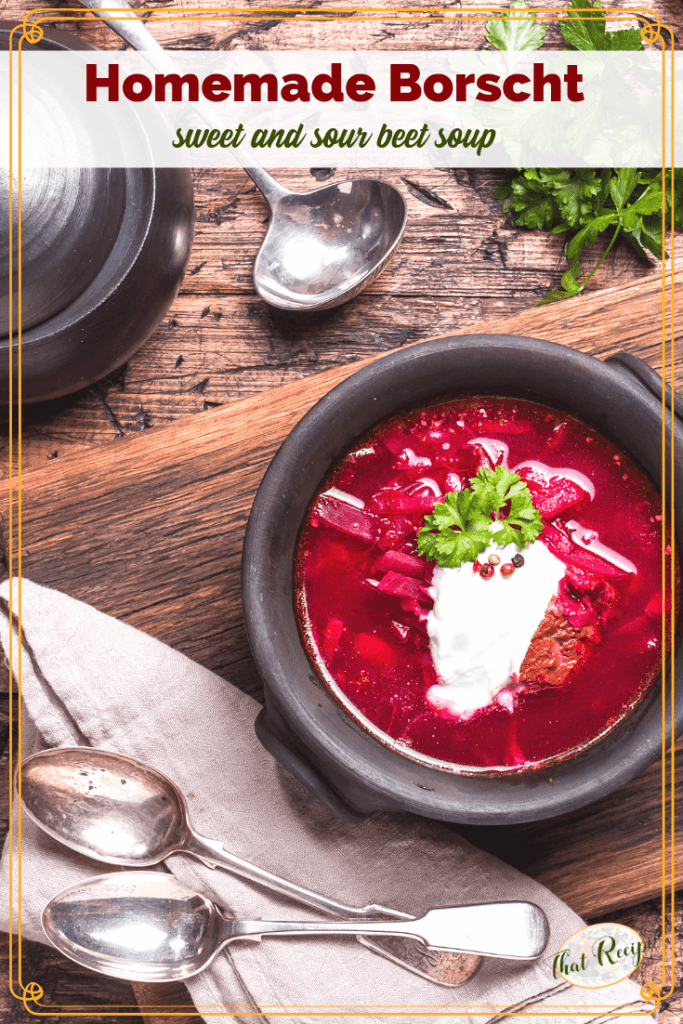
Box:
left=486, top=0, right=682, bottom=305
left=485, top=0, right=547, bottom=52
left=417, top=467, right=543, bottom=569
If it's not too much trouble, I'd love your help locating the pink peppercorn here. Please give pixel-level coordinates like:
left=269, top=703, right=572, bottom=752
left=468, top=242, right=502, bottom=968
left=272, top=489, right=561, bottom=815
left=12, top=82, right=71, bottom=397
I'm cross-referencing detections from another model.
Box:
left=479, top=563, right=494, bottom=579
left=500, top=563, right=515, bottom=578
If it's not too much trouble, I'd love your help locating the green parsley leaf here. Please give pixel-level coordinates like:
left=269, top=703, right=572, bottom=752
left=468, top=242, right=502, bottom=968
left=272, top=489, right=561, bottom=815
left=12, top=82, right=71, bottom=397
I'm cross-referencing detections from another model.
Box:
left=549, top=169, right=604, bottom=229
left=673, top=174, right=683, bottom=231
left=603, top=26, right=646, bottom=50
left=561, top=0, right=609, bottom=51
left=628, top=183, right=664, bottom=218
left=417, top=467, right=543, bottom=569
left=497, top=169, right=561, bottom=230
left=565, top=212, right=618, bottom=263
left=469, top=466, right=526, bottom=514
left=609, top=168, right=640, bottom=211
left=417, top=490, right=492, bottom=567
left=485, top=0, right=546, bottom=52
left=648, top=170, right=683, bottom=231
left=560, top=0, right=644, bottom=52
left=628, top=214, right=663, bottom=260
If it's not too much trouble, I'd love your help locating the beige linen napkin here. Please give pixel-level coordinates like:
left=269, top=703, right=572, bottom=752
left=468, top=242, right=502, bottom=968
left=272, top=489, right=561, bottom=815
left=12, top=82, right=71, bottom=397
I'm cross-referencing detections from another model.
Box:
left=0, top=579, right=654, bottom=1023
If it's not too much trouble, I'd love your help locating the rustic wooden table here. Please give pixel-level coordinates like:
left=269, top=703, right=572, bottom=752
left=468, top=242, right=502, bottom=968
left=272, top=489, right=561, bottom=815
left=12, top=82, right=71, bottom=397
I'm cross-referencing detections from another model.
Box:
left=1, top=0, right=683, bottom=1021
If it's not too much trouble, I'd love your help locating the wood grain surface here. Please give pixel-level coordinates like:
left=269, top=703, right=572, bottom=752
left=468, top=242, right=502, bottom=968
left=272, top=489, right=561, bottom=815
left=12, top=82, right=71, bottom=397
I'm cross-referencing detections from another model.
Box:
left=0, top=0, right=682, bottom=1020
left=2, top=270, right=681, bottom=1024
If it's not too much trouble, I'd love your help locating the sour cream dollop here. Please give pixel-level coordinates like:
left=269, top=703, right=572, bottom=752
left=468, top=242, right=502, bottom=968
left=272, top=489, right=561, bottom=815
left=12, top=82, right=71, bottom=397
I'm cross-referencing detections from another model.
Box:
left=426, top=541, right=566, bottom=716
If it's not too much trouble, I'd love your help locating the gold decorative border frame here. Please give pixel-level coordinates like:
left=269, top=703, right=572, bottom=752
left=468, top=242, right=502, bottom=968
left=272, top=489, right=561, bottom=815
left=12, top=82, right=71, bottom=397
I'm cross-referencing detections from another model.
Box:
left=5, top=3, right=677, bottom=1017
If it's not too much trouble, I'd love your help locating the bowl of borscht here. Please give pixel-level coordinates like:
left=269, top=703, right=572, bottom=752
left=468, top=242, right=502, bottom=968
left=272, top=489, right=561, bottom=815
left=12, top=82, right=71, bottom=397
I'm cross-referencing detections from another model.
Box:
left=243, top=335, right=682, bottom=825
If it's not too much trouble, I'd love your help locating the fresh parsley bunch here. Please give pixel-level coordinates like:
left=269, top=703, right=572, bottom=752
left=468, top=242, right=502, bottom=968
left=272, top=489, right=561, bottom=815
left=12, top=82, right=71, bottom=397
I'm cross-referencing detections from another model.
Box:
left=417, top=466, right=543, bottom=568
left=486, top=0, right=682, bottom=304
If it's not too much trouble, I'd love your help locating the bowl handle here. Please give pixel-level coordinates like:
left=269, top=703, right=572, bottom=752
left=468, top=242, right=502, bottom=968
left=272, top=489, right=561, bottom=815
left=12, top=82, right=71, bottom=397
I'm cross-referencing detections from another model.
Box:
left=254, top=707, right=372, bottom=823
left=605, top=351, right=683, bottom=425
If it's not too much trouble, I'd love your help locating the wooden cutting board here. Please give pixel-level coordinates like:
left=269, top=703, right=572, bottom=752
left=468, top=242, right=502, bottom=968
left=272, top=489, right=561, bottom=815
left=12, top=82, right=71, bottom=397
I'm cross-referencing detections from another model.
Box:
left=4, top=270, right=683, bottom=1022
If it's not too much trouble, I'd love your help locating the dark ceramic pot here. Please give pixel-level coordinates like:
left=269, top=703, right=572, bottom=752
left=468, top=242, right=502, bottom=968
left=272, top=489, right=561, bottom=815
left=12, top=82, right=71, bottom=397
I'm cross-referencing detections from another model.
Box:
left=242, top=336, right=683, bottom=825
left=0, top=23, right=194, bottom=403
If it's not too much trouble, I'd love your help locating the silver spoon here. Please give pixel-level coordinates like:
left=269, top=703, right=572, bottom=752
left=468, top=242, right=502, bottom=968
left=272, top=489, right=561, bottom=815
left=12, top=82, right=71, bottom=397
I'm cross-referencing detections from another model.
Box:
left=43, top=872, right=549, bottom=983
left=75, top=0, right=408, bottom=311
left=20, top=747, right=481, bottom=986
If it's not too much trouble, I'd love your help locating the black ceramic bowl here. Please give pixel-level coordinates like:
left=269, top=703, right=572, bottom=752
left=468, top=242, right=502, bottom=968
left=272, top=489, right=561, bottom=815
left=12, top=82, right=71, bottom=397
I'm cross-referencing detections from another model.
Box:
left=243, top=336, right=683, bottom=825
left=0, top=23, right=194, bottom=403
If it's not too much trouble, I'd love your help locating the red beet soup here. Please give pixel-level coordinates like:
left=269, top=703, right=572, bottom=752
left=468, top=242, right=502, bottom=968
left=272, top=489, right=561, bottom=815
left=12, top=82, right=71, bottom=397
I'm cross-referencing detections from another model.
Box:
left=295, top=397, right=676, bottom=772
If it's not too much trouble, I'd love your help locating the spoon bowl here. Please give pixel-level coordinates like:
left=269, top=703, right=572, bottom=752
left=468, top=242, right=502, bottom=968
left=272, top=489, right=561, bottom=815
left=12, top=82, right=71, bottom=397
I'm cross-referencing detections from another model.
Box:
left=252, top=176, right=408, bottom=311
left=21, top=748, right=188, bottom=865
left=43, top=872, right=549, bottom=983
left=43, top=872, right=225, bottom=982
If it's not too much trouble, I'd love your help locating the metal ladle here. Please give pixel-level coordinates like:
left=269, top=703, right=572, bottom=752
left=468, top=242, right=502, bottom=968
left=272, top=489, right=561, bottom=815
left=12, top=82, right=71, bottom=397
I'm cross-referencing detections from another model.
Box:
left=75, top=0, right=408, bottom=311
left=20, top=747, right=482, bottom=986
left=43, top=872, right=549, bottom=982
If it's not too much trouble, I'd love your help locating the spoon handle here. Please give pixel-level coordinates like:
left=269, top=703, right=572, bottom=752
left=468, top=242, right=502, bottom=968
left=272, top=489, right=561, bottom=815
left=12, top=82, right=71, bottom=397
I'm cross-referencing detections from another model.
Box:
left=186, top=829, right=482, bottom=984
left=221, top=903, right=549, bottom=960
left=224, top=916, right=423, bottom=945
left=185, top=829, right=405, bottom=921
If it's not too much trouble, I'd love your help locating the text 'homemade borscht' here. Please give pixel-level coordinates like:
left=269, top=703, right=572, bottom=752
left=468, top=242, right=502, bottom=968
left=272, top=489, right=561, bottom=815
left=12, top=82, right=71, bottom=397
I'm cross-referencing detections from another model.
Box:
left=294, top=397, right=676, bottom=771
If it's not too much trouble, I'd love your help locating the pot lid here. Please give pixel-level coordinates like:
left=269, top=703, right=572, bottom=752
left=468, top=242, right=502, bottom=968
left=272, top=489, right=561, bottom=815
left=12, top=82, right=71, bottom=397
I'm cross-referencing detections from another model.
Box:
left=0, top=25, right=141, bottom=336
left=1, top=165, right=128, bottom=335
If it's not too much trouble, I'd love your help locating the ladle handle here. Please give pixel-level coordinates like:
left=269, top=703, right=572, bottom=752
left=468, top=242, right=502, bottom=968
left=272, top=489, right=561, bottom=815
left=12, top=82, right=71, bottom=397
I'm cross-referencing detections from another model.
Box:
left=242, top=167, right=290, bottom=205
left=77, top=0, right=289, bottom=206
left=77, top=0, right=171, bottom=61
left=185, top=829, right=409, bottom=922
